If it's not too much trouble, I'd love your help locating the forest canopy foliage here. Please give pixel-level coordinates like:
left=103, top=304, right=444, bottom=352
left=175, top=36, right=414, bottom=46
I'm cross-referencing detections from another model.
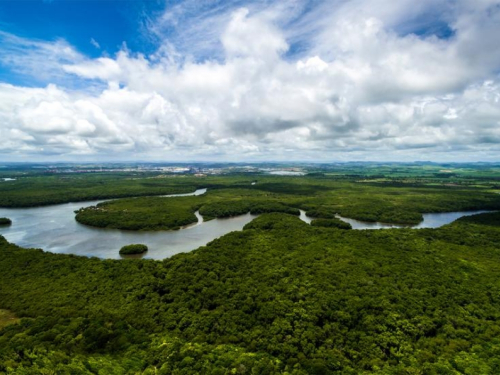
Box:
left=68, top=175, right=500, bottom=230
left=1, top=168, right=500, bottom=373
left=310, top=218, right=352, bottom=229
left=1, top=211, right=500, bottom=373
left=0, top=218, right=11, bottom=226
left=119, top=244, right=148, bottom=255
left=75, top=189, right=302, bottom=230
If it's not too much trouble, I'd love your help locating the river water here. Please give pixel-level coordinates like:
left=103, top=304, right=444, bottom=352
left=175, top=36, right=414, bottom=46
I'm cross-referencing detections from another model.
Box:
left=329, top=211, right=491, bottom=229
left=0, top=190, right=492, bottom=260
left=300, top=210, right=493, bottom=230
left=0, top=189, right=257, bottom=260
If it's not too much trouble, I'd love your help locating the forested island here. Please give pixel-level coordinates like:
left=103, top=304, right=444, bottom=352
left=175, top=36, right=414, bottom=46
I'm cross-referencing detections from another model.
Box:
left=0, top=218, right=11, bottom=226
left=67, top=173, right=500, bottom=231
left=310, top=218, right=352, bottom=229
left=119, top=244, right=148, bottom=255
left=1, top=164, right=500, bottom=373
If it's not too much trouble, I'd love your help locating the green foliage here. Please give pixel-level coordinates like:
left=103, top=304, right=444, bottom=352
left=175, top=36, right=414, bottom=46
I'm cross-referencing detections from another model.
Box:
left=199, top=200, right=251, bottom=218
left=0, top=310, right=19, bottom=330
left=243, top=212, right=305, bottom=231
left=119, top=244, right=148, bottom=255
left=0, top=218, right=11, bottom=226
left=2, top=211, right=500, bottom=373
left=74, top=176, right=500, bottom=230
left=200, top=200, right=299, bottom=219
left=310, top=218, right=352, bottom=229
left=250, top=202, right=300, bottom=216
left=76, top=196, right=201, bottom=231
left=250, top=182, right=332, bottom=195
left=336, top=206, right=424, bottom=225
left=2, top=172, right=500, bottom=227
left=456, top=211, right=500, bottom=227
left=305, top=208, right=338, bottom=219
left=0, top=173, right=198, bottom=208
left=76, top=189, right=300, bottom=230
left=2, top=169, right=500, bottom=372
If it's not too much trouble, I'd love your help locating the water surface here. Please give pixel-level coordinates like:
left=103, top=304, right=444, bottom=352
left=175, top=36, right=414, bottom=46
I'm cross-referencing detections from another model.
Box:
left=299, top=209, right=494, bottom=229
left=335, top=211, right=493, bottom=229
left=0, top=193, right=494, bottom=260
left=0, top=189, right=257, bottom=260
left=267, top=171, right=306, bottom=176
left=299, top=210, right=313, bottom=224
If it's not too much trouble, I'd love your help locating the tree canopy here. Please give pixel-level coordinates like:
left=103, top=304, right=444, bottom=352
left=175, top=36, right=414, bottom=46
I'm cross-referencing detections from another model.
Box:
left=0, top=218, right=11, bottom=226
left=119, top=244, right=148, bottom=255
left=1, top=211, right=500, bottom=373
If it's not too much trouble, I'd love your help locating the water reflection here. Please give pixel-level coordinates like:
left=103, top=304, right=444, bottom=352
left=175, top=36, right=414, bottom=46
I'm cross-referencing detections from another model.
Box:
left=0, top=190, right=495, bottom=260
left=299, top=209, right=495, bottom=229
left=299, top=210, right=313, bottom=224
left=337, top=211, right=492, bottom=229
left=0, top=189, right=257, bottom=260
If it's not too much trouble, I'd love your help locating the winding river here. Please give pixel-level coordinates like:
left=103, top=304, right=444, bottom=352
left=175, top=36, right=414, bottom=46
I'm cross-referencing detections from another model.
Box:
left=333, top=211, right=493, bottom=229
left=0, top=189, right=493, bottom=260
left=0, top=189, right=255, bottom=260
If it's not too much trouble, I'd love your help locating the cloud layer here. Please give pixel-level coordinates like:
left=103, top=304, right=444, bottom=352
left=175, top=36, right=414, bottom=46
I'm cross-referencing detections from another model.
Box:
left=1, top=0, right=500, bottom=161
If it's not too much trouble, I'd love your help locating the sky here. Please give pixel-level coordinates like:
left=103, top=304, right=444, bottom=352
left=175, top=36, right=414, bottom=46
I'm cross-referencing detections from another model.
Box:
left=0, top=0, right=499, bottom=162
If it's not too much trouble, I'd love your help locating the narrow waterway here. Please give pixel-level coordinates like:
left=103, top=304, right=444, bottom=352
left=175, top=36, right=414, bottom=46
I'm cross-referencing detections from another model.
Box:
left=298, top=210, right=494, bottom=229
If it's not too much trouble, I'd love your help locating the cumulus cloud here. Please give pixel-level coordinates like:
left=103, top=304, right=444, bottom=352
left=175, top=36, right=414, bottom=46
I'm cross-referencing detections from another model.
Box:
left=1, top=0, right=500, bottom=161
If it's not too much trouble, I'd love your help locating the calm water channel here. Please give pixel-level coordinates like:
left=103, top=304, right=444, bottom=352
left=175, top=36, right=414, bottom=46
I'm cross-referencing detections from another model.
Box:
left=0, top=189, right=492, bottom=260
left=0, top=189, right=256, bottom=260
left=333, top=211, right=493, bottom=230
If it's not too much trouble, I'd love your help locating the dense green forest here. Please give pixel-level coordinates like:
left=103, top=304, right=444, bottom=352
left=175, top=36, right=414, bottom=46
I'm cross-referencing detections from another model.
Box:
left=2, top=170, right=500, bottom=225
left=73, top=179, right=500, bottom=230
left=76, top=184, right=500, bottom=230
left=310, top=218, right=352, bottom=229
left=75, top=188, right=301, bottom=230
left=75, top=195, right=202, bottom=231
left=1, top=167, right=500, bottom=373
left=0, top=218, right=11, bottom=226
left=1, top=211, right=500, bottom=373
left=119, top=244, right=148, bottom=255
left=0, top=173, right=198, bottom=208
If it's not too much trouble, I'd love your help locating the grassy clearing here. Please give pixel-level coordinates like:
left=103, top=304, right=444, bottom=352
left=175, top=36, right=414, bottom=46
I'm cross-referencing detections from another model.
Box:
left=0, top=309, right=19, bottom=330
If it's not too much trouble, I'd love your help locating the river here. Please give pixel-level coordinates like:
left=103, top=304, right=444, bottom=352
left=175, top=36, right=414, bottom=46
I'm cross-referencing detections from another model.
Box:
left=0, top=189, right=255, bottom=260
left=0, top=190, right=493, bottom=260
left=299, top=210, right=493, bottom=229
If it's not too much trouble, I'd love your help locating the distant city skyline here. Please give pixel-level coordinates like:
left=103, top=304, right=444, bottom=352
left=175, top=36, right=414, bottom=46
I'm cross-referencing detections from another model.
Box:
left=1, top=0, right=500, bottom=162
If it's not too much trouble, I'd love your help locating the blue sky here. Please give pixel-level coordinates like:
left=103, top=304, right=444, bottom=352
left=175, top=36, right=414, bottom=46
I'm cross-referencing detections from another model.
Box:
left=0, top=0, right=499, bottom=162
left=0, top=0, right=162, bottom=53
left=0, top=0, right=454, bottom=86
left=0, top=0, right=165, bottom=85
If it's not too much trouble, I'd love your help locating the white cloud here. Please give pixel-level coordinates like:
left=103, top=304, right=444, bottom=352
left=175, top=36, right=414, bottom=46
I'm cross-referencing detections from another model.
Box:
left=0, top=31, right=84, bottom=83
left=221, top=8, right=288, bottom=60
left=1, top=0, right=500, bottom=161
left=63, top=57, right=122, bottom=81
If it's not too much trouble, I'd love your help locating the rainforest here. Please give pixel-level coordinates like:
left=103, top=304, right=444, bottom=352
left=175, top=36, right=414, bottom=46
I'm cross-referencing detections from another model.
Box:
left=1, top=163, right=500, bottom=374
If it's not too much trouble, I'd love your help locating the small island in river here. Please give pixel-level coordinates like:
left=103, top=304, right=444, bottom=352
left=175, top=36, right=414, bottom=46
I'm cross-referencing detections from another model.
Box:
left=0, top=218, right=11, bottom=226
left=119, top=244, right=148, bottom=255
